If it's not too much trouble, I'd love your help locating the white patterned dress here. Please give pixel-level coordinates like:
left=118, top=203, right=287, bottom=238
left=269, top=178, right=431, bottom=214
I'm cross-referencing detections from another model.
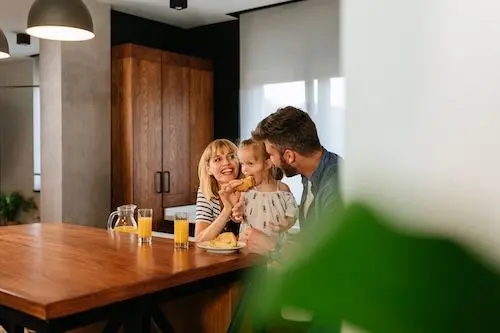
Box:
left=241, top=187, right=298, bottom=237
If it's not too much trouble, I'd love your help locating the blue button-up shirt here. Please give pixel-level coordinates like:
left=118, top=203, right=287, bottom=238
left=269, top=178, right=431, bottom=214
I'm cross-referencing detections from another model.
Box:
left=299, top=148, right=343, bottom=229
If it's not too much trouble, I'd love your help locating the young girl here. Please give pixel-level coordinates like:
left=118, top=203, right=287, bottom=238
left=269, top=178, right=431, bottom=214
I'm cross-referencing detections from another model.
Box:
left=235, top=138, right=298, bottom=237
left=195, top=139, right=241, bottom=242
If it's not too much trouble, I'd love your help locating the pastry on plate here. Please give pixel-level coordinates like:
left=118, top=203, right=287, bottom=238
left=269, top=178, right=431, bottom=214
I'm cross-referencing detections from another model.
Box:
left=234, top=176, right=255, bottom=192
left=209, top=232, right=238, bottom=248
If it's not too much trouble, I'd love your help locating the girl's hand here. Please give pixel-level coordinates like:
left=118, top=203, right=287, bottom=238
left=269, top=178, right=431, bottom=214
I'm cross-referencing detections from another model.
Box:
left=231, top=195, right=245, bottom=222
left=238, top=226, right=249, bottom=243
left=232, top=201, right=244, bottom=222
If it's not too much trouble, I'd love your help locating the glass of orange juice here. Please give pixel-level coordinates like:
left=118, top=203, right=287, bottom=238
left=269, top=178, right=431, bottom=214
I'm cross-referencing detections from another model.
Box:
left=174, top=212, right=189, bottom=249
left=138, top=208, right=153, bottom=245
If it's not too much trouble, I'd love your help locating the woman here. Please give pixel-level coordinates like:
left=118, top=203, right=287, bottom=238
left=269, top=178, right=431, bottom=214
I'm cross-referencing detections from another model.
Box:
left=195, top=139, right=241, bottom=242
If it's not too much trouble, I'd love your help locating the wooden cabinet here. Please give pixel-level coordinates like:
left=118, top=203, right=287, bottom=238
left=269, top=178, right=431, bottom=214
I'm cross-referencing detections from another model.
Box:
left=111, top=44, right=214, bottom=224
left=162, top=52, right=191, bottom=208
left=189, top=59, right=214, bottom=200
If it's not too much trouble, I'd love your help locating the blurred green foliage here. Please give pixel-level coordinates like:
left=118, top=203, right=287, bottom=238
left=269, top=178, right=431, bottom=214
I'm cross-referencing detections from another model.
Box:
left=257, top=202, right=500, bottom=333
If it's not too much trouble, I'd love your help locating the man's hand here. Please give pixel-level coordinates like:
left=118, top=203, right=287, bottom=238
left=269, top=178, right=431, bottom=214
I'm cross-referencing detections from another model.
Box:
left=240, top=227, right=277, bottom=255
left=269, top=217, right=295, bottom=233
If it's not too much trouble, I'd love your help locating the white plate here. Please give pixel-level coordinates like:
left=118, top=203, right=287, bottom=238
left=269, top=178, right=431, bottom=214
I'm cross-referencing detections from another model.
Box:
left=197, top=241, right=246, bottom=253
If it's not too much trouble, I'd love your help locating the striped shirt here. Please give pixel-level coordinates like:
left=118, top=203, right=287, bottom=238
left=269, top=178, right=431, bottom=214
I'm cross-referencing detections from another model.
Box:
left=196, top=188, right=222, bottom=223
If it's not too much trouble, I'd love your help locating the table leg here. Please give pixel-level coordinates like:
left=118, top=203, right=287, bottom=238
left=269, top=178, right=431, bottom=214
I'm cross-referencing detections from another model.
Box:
left=101, top=318, right=124, bottom=333
left=123, top=313, right=154, bottom=333
left=141, top=316, right=151, bottom=332
left=34, top=326, right=62, bottom=333
left=1, top=324, right=24, bottom=333
left=11, top=326, right=24, bottom=333
left=0, top=319, right=25, bottom=333
left=151, top=305, right=175, bottom=333
left=124, top=317, right=141, bottom=333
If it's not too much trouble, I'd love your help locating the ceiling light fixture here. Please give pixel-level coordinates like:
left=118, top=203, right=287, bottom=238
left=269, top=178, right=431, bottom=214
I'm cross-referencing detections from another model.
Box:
left=26, top=0, right=95, bottom=42
left=170, top=0, right=187, bottom=10
left=0, top=28, right=10, bottom=59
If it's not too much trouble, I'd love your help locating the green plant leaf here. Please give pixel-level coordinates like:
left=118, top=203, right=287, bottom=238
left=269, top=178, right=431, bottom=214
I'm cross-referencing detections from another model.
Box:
left=256, top=202, right=500, bottom=333
left=0, top=191, right=37, bottom=222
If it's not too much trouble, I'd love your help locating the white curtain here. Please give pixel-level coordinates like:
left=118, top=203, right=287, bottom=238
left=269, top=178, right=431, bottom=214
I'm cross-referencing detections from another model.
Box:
left=239, top=0, right=343, bottom=202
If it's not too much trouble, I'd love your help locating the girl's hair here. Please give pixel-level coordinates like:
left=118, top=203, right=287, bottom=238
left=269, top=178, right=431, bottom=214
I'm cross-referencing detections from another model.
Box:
left=198, top=139, right=239, bottom=200
left=238, top=138, right=283, bottom=180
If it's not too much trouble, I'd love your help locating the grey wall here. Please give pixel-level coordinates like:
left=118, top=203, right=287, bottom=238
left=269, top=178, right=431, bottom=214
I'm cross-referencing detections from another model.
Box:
left=0, top=58, right=40, bottom=222
left=40, top=0, right=111, bottom=227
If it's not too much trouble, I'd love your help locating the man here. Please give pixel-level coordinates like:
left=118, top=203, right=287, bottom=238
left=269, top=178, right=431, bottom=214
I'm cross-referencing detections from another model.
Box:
left=235, top=106, right=343, bottom=333
left=234, top=106, right=343, bottom=250
left=253, top=105, right=342, bottom=230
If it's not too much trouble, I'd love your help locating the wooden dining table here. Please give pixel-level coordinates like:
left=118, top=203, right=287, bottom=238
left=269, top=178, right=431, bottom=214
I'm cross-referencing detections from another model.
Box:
left=0, top=223, right=262, bottom=333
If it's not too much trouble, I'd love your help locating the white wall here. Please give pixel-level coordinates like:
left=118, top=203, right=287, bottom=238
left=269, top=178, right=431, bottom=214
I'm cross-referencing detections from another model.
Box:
left=343, top=0, right=500, bottom=267
left=0, top=58, right=40, bottom=222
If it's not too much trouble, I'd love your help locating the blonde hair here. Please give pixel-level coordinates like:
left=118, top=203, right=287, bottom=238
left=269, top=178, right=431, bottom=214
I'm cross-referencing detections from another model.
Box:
left=198, top=139, right=239, bottom=200
left=239, top=138, right=283, bottom=180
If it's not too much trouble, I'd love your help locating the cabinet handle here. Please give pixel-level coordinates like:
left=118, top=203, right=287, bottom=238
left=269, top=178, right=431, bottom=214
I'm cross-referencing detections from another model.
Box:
left=155, top=172, right=163, bottom=193
left=163, top=171, right=171, bottom=193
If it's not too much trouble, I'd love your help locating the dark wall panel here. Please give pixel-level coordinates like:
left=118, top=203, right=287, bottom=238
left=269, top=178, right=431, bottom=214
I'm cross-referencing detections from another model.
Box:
left=111, top=11, right=187, bottom=53
left=187, top=21, right=240, bottom=142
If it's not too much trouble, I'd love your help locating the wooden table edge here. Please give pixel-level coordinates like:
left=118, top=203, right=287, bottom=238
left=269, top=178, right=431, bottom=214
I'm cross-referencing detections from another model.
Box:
left=4, top=254, right=263, bottom=320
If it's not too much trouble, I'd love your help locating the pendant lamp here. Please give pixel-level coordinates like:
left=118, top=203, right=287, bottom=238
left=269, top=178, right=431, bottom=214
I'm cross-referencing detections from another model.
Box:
left=0, top=29, right=10, bottom=59
left=26, top=0, right=95, bottom=41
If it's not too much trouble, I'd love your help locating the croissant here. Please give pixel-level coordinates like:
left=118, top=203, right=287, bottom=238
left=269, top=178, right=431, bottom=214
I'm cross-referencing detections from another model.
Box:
left=234, top=176, right=255, bottom=192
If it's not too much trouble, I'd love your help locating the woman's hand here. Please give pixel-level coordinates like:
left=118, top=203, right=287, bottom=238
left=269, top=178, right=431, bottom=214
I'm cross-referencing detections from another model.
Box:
left=223, top=180, right=245, bottom=221
left=219, top=180, right=242, bottom=209
left=240, top=227, right=277, bottom=255
left=227, top=179, right=243, bottom=190
left=218, top=188, right=240, bottom=212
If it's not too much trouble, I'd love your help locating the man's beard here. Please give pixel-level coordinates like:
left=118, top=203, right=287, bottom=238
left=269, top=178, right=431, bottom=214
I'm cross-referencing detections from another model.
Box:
left=279, top=155, right=299, bottom=177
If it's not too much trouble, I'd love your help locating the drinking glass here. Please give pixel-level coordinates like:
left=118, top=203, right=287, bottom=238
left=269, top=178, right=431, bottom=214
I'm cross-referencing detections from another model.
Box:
left=137, top=208, right=153, bottom=245
left=174, top=212, right=189, bottom=249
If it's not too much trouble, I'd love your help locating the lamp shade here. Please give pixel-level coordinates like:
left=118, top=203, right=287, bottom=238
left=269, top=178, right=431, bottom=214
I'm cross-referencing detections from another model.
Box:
left=26, top=0, right=95, bottom=41
left=0, top=29, right=10, bottom=59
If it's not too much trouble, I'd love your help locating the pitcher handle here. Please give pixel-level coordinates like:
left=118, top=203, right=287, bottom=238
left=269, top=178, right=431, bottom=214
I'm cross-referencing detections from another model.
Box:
left=107, top=211, right=118, bottom=230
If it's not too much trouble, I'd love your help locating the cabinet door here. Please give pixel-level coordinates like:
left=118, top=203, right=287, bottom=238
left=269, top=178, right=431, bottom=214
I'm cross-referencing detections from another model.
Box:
left=111, top=56, right=134, bottom=210
left=162, top=58, right=191, bottom=207
left=132, top=57, right=163, bottom=222
left=189, top=66, right=214, bottom=202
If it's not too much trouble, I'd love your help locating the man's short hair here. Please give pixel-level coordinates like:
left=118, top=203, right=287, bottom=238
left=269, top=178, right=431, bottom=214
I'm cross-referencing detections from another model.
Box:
left=252, top=106, right=322, bottom=155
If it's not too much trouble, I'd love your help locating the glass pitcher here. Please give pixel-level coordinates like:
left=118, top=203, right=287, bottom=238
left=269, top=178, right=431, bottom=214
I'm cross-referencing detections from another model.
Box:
left=107, top=204, right=138, bottom=233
